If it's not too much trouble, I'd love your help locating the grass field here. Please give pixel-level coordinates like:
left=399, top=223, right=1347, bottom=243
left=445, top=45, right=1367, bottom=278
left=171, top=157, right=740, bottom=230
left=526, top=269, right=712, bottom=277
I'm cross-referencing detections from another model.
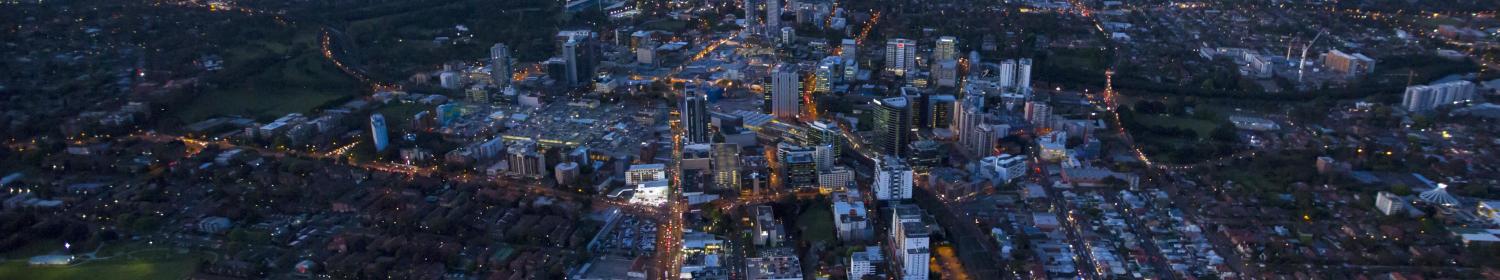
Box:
left=1132, top=114, right=1218, bottom=139
left=374, top=102, right=434, bottom=132
left=0, top=242, right=209, bottom=280
left=175, top=27, right=362, bottom=123
left=797, top=203, right=836, bottom=246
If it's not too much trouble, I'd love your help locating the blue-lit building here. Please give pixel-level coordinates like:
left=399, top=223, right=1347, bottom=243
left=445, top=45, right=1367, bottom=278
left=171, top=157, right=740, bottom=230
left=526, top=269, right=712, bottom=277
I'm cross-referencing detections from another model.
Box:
left=370, top=113, right=389, bottom=152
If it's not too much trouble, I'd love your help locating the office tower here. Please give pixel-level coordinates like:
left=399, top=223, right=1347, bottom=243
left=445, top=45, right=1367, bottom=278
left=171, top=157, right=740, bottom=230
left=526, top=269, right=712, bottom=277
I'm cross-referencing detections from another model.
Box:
left=927, top=95, right=955, bottom=131
left=874, top=156, right=913, bottom=200
left=873, top=96, right=912, bottom=157
left=890, top=204, right=930, bottom=280
left=815, top=56, right=841, bottom=92
left=901, top=86, right=926, bottom=130
left=767, top=0, right=781, bottom=32
left=934, top=36, right=957, bottom=61
left=556, top=30, right=597, bottom=87
left=490, top=43, right=512, bottom=87
left=885, top=39, right=917, bottom=76
left=841, top=39, right=858, bottom=61
left=955, top=94, right=988, bottom=156
left=771, top=65, right=801, bottom=119
left=1324, top=50, right=1376, bottom=77
left=809, top=120, right=842, bottom=159
left=932, top=60, right=958, bottom=87
left=370, top=113, right=389, bottom=152
left=744, top=0, right=758, bottom=32
left=712, top=143, right=741, bottom=191
left=562, top=39, right=580, bottom=87
left=681, top=88, right=710, bottom=143
left=998, top=59, right=1016, bottom=88
left=779, top=143, right=818, bottom=189
left=1402, top=80, right=1477, bottom=112
left=1017, top=58, right=1033, bottom=92
left=780, top=26, right=796, bottom=44
left=906, top=140, right=941, bottom=174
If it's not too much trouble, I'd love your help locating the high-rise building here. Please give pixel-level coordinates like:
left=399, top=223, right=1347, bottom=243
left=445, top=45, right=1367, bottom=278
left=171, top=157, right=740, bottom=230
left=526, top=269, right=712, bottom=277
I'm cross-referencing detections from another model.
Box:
left=490, top=43, right=512, bottom=87
left=744, top=0, right=758, bottom=32
left=1402, top=80, right=1476, bottom=112
left=874, top=156, right=913, bottom=201
left=927, top=95, right=955, bottom=131
left=1324, top=50, right=1376, bottom=77
left=955, top=94, right=990, bottom=156
left=767, top=0, right=781, bottom=33
left=562, top=39, right=581, bottom=87
left=841, top=39, right=858, bottom=62
left=555, top=162, right=579, bottom=186
left=831, top=189, right=870, bottom=242
left=815, top=56, right=841, bottom=92
left=1016, top=58, right=1033, bottom=93
left=506, top=140, right=546, bottom=179
left=934, top=36, right=957, bottom=61
left=812, top=144, right=836, bottom=171
left=997, top=59, right=1016, bottom=88
left=890, top=204, right=930, bottom=280
left=932, top=60, right=958, bottom=87
left=906, top=140, right=941, bottom=174
left=809, top=120, right=843, bottom=159
left=1024, top=101, right=1050, bottom=127
left=771, top=65, right=801, bottom=119
left=885, top=39, right=917, bottom=76
left=779, top=27, right=796, bottom=44
left=556, top=30, right=598, bottom=87
left=712, top=143, right=741, bottom=191
left=370, top=113, right=389, bottom=152
left=778, top=142, right=818, bottom=189
left=818, top=166, right=854, bottom=193
left=873, top=96, right=913, bottom=157
left=681, top=88, right=710, bottom=143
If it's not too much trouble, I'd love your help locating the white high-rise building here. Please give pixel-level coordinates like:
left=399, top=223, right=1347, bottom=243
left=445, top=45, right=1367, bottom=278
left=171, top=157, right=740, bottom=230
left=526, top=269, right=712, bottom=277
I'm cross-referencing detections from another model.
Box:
left=1401, top=80, right=1476, bottom=112
left=831, top=189, right=870, bottom=242
left=932, top=60, right=958, bottom=87
left=890, top=205, right=930, bottom=280
left=934, top=36, right=957, bottom=61
left=885, top=39, right=917, bottom=76
left=1016, top=58, right=1033, bottom=92
left=771, top=65, right=801, bottom=119
left=874, top=156, right=913, bottom=201
left=998, top=59, right=1016, bottom=88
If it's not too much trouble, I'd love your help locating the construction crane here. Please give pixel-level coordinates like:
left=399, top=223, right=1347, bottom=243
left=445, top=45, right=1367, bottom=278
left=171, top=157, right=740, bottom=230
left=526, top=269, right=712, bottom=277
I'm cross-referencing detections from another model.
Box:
left=1297, top=30, right=1327, bottom=84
